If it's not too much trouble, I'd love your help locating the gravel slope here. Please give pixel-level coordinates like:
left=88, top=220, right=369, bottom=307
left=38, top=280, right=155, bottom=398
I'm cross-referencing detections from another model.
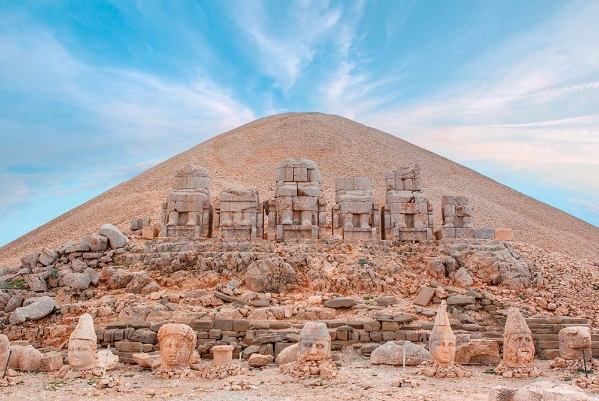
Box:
left=1, top=112, right=598, bottom=266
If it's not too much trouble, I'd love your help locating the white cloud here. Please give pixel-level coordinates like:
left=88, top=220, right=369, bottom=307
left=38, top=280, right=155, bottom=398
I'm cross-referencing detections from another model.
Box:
left=231, top=0, right=347, bottom=89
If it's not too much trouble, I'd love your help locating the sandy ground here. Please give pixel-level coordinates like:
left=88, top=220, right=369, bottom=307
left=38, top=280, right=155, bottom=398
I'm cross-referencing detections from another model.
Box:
left=2, top=350, right=596, bottom=401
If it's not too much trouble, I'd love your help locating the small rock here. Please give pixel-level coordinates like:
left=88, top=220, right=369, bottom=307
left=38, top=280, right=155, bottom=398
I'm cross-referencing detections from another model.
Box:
left=248, top=353, right=274, bottom=367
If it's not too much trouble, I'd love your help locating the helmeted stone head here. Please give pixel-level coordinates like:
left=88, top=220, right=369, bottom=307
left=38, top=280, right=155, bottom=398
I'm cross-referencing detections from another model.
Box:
left=429, top=301, right=456, bottom=367
left=297, top=321, right=331, bottom=362
left=157, top=323, right=197, bottom=370
left=502, top=308, right=535, bottom=367
left=559, top=326, right=592, bottom=361
left=68, top=313, right=97, bottom=370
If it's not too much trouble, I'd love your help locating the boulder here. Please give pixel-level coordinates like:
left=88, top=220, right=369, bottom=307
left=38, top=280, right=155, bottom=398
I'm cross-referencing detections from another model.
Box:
left=275, top=343, right=298, bottom=365
left=248, top=353, right=274, bottom=367
left=61, top=273, right=91, bottom=290
left=489, top=381, right=596, bottom=401
left=370, top=341, right=430, bottom=366
left=243, top=258, right=297, bottom=293
left=99, top=224, right=128, bottom=249
left=5, top=295, right=23, bottom=312
left=452, top=267, right=474, bottom=287
left=215, top=307, right=243, bottom=320
left=89, top=233, right=108, bottom=251
left=132, top=352, right=160, bottom=368
left=71, top=259, right=87, bottom=273
left=84, top=268, right=101, bottom=285
left=107, top=270, right=134, bottom=289
left=25, top=273, right=47, bottom=292
left=39, top=248, right=58, bottom=266
left=126, top=272, right=152, bottom=294
left=9, top=296, right=58, bottom=325
left=455, top=339, right=500, bottom=364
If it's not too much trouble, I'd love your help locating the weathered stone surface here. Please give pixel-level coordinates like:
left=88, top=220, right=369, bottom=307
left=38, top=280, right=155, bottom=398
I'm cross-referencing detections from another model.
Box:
left=244, top=257, right=297, bottom=293
left=0, top=334, right=9, bottom=369
left=559, top=326, right=592, bottom=360
left=501, top=307, right=535, bottom=368
left=25, top=273, right=47, bottom=292
left=133, top=352, right=159, bottom=368
left=95, top=349, right=119, bottom=370
left=84, top=267, right=101, bottom=285
left=455, top=339, right=500, bottom=364
left=40, top=351, right=63, bottom=372
left=413, top=287, right=435, bottom=306
left=89, top=233, right=108, bottom=251
left=248, top=353, right=274, bottom=367
left=429, top=301, right=456, bottom=367
left=495, top=228, right=514, bottom=241
left=323, top=298, right=356, bottom=308
left=9, top=296, right=58, bottom=325
left=489, top=381, right=594, bottom=401
left=39, top=248, right=58, bottom=266
left=370, top=341, right=430, bottom=366
left=275, top=343, right=298, bottom=365
left=298, top=322, right=331, bottom=362
left=107, top=270, right=134, bottom=289
left=5, top=295, right=23, bottom=312
left=62, top=272, right=91, bottom=290
left=9, top=345, right=42, bottom=371
left=99, top=224, right=128, bottom=249
left=157, top=323, right=196, bottom=370
left=212, top=345, right=234, bottom=366
left=446, top=295, right=475, bottom=306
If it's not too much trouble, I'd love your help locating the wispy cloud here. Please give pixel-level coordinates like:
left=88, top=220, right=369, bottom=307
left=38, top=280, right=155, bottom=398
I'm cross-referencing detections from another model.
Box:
left=231, top=0, right=346, bottom=89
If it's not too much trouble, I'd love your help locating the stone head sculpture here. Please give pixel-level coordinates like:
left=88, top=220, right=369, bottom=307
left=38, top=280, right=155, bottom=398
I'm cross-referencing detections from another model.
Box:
left=68, top=313, right=97, bottom=370
left=297, top=321, right=331, bottom=362
left=157, top=323, right=197, bottom=370
left=429, top=301, right=456, bottom=367
left=502, top=308, right=535, bottom=367
left=559, top=326, right=592, bottom=361
left=0, top=334, right=9, bottom=369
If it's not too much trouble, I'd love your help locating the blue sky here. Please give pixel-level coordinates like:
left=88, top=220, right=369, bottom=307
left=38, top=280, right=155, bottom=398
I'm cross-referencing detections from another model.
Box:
left=1, top=0, right=598, bottom=247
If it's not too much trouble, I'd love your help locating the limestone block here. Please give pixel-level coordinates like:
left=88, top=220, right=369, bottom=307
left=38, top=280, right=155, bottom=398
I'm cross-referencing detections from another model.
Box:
left=95, top=349, right=119, bottom=370
left=141, top=226, right=159, bottom=240
left=293, top=196, right=318, bottom=211
left=62, top=273, right=91, bottom=290
left=455, top=339, right=500, bottom=364
left=275, top=183, right=298, bottom=197
left=26, top=273, right=47, bottom=292
left=402, top=178, right=413, bottom=190
left=84, top=268, right=101, bottom=285
left=335, top=177, right=354, bottom=191
left=443, top=204, right=456, bottom=217
left=167, top=191, right=209, bottom=203
left=40, top=351, right=64, bottom=371
left=385, top=177, right=396, bottom=190
left=276, top=196, right=293, bottom=210
left=455, top=228, right=474, bottom=238
left=370, top=341, right=430, bottom=365
left=495, top=228, right=514, bottom=241
left=98, top=224, right=128, bottom=249
left=413, top=213, right=429, bottom=229
left=386, top=190, right=413, bottom=204
left=9, top=296, right=58, bottom=325
left=435, top=228, right=456, bottom=239
left=9, top=345, right=42, bottom=371
left=353, top=177, right=372, bottom=191
left=323, top=298, right=355, bottom=308
left=89, top=233, right=108, bottom=251
left=186, top=176, right=210, bottom=189
left=489, top=381, right=594, bottom=401
left=212, top=345, right=234, bottom=366
left=293, top=167, right=308, bottom=182
left=275, top=343, right=298, bottom=364
left=349, top=201, right=372, bottom=214
left=298, top=182, right=320, bottom=197
left=414, top=287, right=435, bottom=306
left=474, top=228, right=495, bottom=239
left=249, top=353, right=274, bottom=367
left=39, top=248, right=58, bottom=266
left=132, top=353, right=158, bottom=368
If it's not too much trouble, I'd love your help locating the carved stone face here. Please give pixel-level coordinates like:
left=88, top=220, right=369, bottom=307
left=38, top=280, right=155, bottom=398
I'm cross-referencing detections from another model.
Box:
left=430, top=332, right=456, bottom=367
left=560, top=326, right=592, bottom=360
left=68, top=339, right=96, bottom=370
left=297, top=322, right=331, bottom=362
left=504, top=332, right=535, bottom=366
left=160, top=336, right=194, bottom=369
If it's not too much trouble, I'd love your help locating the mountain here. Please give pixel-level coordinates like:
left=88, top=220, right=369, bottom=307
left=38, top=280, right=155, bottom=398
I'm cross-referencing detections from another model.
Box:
left=1, top=112, right=598, bottom=266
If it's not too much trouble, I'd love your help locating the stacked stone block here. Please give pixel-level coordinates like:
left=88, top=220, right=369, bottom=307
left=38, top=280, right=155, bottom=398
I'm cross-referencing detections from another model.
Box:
left=214, top=187, right=263, bottom=240
left=161, top=164, right=213, bottom=238
left=437, top=195, right=474, bottom=239
left=381, top=164, right=433, bottom=241
left=332, top=177, right=379, bottom=240
left=267, top=158, right=326, bottom=240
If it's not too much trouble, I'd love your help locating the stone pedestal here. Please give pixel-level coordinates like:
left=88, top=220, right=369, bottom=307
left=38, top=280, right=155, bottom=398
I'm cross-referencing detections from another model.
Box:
left=332, top=177, right=380, bottom=240
left=212, top=345, right=234, bottom=367
left=214, top=187, right=263, bottom=240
